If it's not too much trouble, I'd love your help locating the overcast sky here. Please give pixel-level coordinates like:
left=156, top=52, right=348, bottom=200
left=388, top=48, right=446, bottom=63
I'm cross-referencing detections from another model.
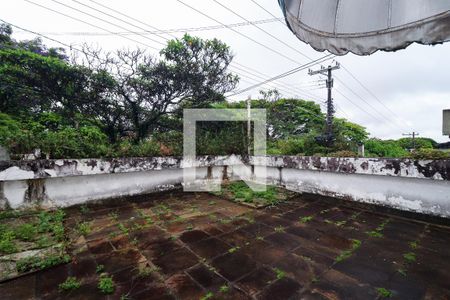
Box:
left=3, top=0, right=450, bottom=142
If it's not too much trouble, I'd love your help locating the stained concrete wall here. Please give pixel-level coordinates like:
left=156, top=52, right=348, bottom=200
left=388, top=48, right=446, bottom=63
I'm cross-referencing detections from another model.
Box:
left=1, top=155, right=450, bottom=218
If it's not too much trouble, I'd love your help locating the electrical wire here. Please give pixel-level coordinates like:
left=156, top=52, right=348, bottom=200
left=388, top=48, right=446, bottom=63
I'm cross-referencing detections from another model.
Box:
left=23, top=0, right=160, bottom=51
left=227, top=54, right=334, bottom=97
left=212, top=0, right=312, bottom=61
left=176, top=0, right=308, bottom=65
left=12, top=18, right=282, bottom=36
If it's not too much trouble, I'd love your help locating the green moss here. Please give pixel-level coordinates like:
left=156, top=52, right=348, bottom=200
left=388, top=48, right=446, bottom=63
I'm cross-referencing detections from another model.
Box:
left=96, top=264, right=105, bottom=274
left=376, top=287, right=392, bottom=298
left=335, top=239, right=361, bottom=263
left=15, top=224, right=38, bottom=241
left=200, top=292, right=214, bottom=300
left=79, top=205, right=90, bottom=214
left=76, top=222, right=91, bottom=236
left=299, top=216, right=313, bottom=223
left=409, top=241, right=418, bottom=249
left=117, top=223, right=129, bottom=235
left=274, top=268, right=286, bottom=280
left=59, top=276, right=81, bottom=291
left=228, top=246, right=240, bottom=253
left=366, top=230, right=383, bottom=238
left=403, top=252, right=416, bottom=263
left=98, top=274, right=115, bottom=294
left=16, top=253, right=70, bottom=273
left=0, top=231, right=17, bottom=254
left=274, top=226, right=285, bottom=233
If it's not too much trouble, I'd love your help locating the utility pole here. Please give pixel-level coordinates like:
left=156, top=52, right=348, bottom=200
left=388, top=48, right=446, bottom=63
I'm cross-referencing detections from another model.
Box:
left=308, top=62, right=340, bottom=146
left=402, top=132, right=420, bottom=151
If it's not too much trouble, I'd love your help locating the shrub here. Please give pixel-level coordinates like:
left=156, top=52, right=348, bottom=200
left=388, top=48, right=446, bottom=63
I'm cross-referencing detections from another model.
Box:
left=410, top=149, right=448, bottom=160
left=15, top=223, right=37, bottom=241
left=0, top=230, right=17, bottom=254
left=328, top=150, right=358, bottom=158
left=98, top=274, right=115, bottom=294
left=16, top=253, right=71, bottom=273
left=59, top=276, right=81, bottom=291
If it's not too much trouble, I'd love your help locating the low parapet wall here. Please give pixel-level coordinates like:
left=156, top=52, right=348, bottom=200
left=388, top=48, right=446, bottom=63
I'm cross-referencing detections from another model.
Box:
left=1, top=155, right=449, bottom=218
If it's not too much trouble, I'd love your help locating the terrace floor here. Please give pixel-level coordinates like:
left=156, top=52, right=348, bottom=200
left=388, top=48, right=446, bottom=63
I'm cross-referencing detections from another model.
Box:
left=1, top=190, right=450, bottom=299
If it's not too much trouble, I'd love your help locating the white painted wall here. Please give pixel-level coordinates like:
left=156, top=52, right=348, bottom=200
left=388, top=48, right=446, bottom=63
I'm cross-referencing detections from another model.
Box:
left=1, top=156, right=450, bottom=218
left=276, top=168, right=450, bottom=218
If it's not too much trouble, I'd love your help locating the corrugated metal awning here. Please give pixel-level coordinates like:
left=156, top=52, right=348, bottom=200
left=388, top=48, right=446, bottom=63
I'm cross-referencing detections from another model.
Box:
left=279, top=0, right=450, bottom=55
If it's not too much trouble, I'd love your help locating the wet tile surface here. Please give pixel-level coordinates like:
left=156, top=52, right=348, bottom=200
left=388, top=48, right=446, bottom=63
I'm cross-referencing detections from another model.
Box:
left=1, top=191, right=450, bottom=299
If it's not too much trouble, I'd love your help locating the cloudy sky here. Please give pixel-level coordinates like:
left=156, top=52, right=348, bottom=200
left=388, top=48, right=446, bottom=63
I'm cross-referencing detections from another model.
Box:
left=3, top=0, right=450, bottom=142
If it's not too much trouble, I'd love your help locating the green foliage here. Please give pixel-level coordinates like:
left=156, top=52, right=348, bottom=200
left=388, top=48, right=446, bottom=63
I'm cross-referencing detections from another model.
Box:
left=274, top=268, right=286, bottom=279
left=37, top=209, right=66, bottom=241
left=96, top=264, right=105, bottom=274
left=200, top=292, right=214, bottom=300
left=335, top=239, right=361, bottom=263
left=59, top=277, right=81, bottom=291
left=403, top=252, right=416, bottom=263
left=410, top=149, right=449, bottom=160
left=365, top=138, right=410, bottom=158
left=228, top=246, right=240, bottom=253
left=300, top=216, right=314, bottom=223
left=366, top=230, right=383, bottom=238
left=98, top=274, right=115, bottom=294
left=376, top=287, right=393, bottom=298
left=0, top=209, right=67, bottom=258
left=0, top=230, right=17, bottom=254
left=227, top=181, right=280, bottom=206
left=15, top=224, right=37, bottom=241
left=76, top=222, right=91, bottom=236
left=329, top=150, right=358, bottom=157
left=397, top=137, right=436, bottom=150
left=0, top=24, right=445, bottom=160
left=16, top=253, right=70, bottom=273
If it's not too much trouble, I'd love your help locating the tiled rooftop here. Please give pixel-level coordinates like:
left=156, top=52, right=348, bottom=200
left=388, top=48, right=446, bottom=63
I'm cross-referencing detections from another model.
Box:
left=1, top=190, right=450, bottom=299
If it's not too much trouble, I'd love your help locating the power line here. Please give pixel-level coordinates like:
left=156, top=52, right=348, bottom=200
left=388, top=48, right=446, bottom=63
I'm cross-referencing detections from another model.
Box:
left=334, top=88, right=394, bottom=127
left=86, top=0, right=177, bottom=39
left=248, top=0, right=286, bottom=25
left=76, top=0, right=332, bottom=106
left=19, top=1, right=309, bottom=104
left=340, top=64, right=407, bottom=124
left=19, top=0, right=343, bottom=123
left=212, top=0, right=312, bottom=61
left=334, top=76, right=406, bottom=131
left=19, top=1, right=308, bottom=104
left=71, top=0, right=168, bottom=43
left=48, top=0, right=166, bottom=47
left=63, top=0, right=333, bottom=105
left=23, top=0, right=160, bottom=51
left=13, top=18, right=282, bottom=36
left=229, top=64, right=326, bottom=102
left=175, top=0, right=307, bottom=65
left=247, top=1, right=412, bottom=129
left=228, top=54, right=334, bottom=97
left=1, top=18, right=93, bottom=59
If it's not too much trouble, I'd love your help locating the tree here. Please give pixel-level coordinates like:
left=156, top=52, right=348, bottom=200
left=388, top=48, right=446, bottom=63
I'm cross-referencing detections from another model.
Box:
left=81, top=34, right=238, bottom=142
left=333, top=118, right=369, bottom=150
left=267, top=98, right=324, bottom=139
left=0, top=48, right=115, bottom=126
left=259, top=89, right=281, bottom=102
